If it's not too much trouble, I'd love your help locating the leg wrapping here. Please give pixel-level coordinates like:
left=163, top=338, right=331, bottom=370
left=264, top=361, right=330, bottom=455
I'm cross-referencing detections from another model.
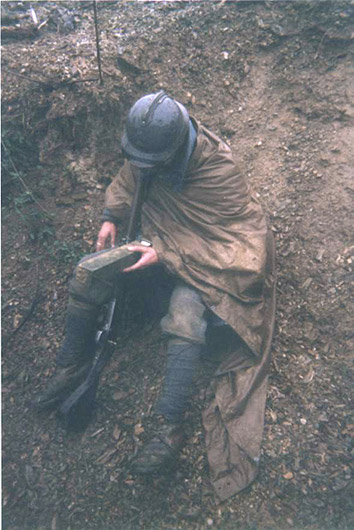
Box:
left=156, top=342, right=201, bottom=424
left=56, top=309, right=98, bottom=367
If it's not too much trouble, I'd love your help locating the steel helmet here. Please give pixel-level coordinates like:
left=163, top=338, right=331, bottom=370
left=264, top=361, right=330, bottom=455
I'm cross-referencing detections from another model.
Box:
left=121, top=91, right=190, bottom=168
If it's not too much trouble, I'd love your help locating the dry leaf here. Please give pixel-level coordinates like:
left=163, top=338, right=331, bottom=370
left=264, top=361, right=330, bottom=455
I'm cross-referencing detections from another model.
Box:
left=301, top=277, right=313, bottom=290
left=269, top=409, right=277, bottom=422
left=13, top=313, right=21, bottom=328
left=94, top=447, right=117, bottom=464
left=134, top=423, right=144, bottom=436
left=51, top=513, right=57, bottom=530
left=113, top=425, right=121, bottom=440
left=90, top=428, right=104, bottom=438
left=113, top=390, right=129, bottom=401
left=303, top=367, right=315, bottom=383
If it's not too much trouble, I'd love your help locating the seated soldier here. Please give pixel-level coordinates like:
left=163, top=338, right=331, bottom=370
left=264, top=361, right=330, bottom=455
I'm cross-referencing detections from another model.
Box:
left=34, top=91, right=276, bottom=501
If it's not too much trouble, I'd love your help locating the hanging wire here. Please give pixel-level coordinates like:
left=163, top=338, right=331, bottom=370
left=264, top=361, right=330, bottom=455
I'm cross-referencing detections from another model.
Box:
left=93, top=0, right=104, bottom=85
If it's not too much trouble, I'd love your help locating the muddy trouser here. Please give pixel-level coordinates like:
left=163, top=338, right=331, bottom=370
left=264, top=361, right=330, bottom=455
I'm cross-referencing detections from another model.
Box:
left=57, top=249, right=209, bottom=423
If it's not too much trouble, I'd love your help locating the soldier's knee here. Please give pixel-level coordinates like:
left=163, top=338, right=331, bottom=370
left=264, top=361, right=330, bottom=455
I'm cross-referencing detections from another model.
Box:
left=160, top=283, right=207, bottom=344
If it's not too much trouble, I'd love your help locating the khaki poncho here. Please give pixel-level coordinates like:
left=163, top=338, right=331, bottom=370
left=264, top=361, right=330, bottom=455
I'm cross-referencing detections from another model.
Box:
left=105, top=119, right=276, bottom=501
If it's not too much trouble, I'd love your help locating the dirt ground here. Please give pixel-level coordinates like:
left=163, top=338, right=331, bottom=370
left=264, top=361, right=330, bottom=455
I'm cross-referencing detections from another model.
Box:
left=1, top=1, right=354, bottom=529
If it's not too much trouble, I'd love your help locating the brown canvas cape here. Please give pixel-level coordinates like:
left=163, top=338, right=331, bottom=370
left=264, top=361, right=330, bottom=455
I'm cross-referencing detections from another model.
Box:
left=105, top=119, right=276, bottom=501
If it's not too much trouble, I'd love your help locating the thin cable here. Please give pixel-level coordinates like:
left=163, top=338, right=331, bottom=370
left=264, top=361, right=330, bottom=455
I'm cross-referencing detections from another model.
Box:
left=2, top=66, right=51, bottom=87
left=93, top=0, right=103, bottom=85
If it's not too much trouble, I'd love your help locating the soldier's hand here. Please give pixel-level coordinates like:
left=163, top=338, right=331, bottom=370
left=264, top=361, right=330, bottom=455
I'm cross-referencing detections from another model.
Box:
left=96, top=222, right=116, bottom=251
left=123, top=245, right=159, bottom=272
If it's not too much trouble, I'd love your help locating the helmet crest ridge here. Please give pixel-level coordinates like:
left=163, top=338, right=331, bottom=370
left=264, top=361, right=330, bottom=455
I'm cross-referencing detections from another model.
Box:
left=142, top=90, right=168, bottom=126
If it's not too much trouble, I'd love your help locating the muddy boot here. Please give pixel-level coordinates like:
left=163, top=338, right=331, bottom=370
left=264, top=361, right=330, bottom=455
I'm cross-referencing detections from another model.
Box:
left=132, top=416, right=185, bottom=475
left=33, top=363, right=91, bottom=412
left=33, top=310, right=97, bottom=412
left=132, top=341, right=201, bottom=475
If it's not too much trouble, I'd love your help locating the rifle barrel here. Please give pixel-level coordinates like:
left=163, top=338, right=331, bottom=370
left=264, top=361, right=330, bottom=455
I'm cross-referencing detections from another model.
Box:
left=126, top=176, right=148, bottom=243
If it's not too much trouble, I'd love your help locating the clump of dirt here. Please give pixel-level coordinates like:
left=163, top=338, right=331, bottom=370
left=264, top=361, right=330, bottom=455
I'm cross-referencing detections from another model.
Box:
left=2, top=2, right=354, bottom=529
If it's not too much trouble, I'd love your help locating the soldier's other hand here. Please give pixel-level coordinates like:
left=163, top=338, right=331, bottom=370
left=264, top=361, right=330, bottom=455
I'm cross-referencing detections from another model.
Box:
left=96, top=222, right=116, bottom=251
left=123, top=245, right=159, bottom=272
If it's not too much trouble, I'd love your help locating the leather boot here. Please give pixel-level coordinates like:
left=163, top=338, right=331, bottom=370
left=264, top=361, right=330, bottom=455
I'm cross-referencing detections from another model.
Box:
left=33, top=362, right=91, bottom=412
left=132, top=416, right=185, bottom=475
left=33, top=310, right=96, bottom=412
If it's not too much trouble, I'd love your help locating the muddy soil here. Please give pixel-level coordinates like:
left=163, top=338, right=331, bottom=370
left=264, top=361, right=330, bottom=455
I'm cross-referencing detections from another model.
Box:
left=2, top=1, right=354, bottom=529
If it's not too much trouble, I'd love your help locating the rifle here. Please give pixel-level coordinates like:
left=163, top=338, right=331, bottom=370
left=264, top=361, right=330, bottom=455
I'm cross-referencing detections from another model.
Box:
left=58, top=175, right=150, bottom=431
